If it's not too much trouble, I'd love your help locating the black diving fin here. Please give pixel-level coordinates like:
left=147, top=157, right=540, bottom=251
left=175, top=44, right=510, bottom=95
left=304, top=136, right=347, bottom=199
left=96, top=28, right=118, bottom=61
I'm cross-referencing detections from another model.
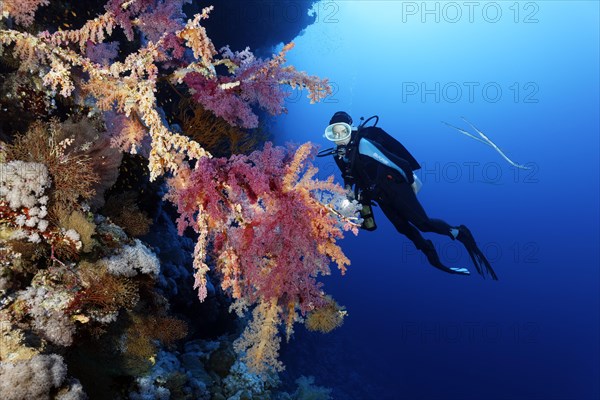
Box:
left=456, top=225, right=499, bottom=280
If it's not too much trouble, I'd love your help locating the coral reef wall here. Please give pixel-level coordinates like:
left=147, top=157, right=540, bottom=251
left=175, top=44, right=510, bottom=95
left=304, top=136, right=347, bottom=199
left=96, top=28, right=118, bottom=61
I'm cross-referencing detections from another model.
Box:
left=0, top=1, right=355, bottom=398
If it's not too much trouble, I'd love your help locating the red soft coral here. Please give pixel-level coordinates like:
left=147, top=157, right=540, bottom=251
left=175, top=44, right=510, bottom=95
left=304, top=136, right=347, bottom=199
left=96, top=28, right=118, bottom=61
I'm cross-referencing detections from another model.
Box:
left=168, top=142, right=353, bottom=313
left=184, top=43, right=331, bottom=128
left=168, top=142, right=357, bottom=373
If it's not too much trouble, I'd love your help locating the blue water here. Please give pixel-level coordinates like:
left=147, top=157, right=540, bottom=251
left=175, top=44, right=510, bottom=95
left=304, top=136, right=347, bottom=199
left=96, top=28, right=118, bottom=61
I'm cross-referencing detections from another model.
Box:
left=274, top=2, right=600, bottom=399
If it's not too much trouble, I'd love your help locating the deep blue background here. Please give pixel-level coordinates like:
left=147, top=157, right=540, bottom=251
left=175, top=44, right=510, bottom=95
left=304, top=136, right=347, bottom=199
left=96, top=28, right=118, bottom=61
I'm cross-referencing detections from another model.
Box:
left=273, top=2, right=599, bottom=399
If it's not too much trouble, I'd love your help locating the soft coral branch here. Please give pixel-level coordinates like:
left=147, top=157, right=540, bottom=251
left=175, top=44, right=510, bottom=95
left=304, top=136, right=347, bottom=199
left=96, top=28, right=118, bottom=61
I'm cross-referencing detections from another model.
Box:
left=168, top=142, right=356, bottom=310
left=168, top=142, right=358, bottom=374
left=184, top=43, right=332, bottom=128
left=1, top=0, right=49, bottom=27
left=1, top=2, right=332, bottom=180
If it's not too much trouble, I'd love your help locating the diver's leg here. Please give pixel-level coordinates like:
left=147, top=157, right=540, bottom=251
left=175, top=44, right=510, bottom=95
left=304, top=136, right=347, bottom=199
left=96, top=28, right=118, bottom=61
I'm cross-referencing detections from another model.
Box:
left=380, top=181, right=455, bottom=238
left=378, top=179, right=495, bottom=278
left=379, top=205, right=430, bottom=250
left=378, top=201, right=470, bottom=276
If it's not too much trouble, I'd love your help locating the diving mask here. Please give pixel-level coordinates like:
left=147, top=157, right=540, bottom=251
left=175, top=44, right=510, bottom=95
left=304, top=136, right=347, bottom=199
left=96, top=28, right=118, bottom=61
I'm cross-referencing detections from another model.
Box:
left=324, top=122, right=352, bottom=143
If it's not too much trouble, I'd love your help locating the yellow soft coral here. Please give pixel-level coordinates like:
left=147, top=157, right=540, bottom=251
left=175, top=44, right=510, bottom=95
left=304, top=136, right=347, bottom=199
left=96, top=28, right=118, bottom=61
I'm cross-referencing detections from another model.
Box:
left=233, top=298, right=284, bottom=375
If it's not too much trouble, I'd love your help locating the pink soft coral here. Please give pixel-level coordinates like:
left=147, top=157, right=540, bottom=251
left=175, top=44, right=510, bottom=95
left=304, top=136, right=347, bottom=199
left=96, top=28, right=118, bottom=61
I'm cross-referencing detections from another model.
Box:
left=168, top=142, right=353, bottom=312
left=2, top=0, right=49, bottom=26
left=185, top=43, right=331, bottom=128
left=167, top=142, right=357, bottom=373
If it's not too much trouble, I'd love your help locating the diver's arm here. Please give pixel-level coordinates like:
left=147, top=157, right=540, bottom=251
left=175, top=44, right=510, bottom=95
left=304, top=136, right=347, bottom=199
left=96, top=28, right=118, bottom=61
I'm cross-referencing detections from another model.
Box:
left=341, top=172, right=358, bottom=192
left=334, top=147, right=358, bottom=188
left=342, top=175, right=356, bottom=188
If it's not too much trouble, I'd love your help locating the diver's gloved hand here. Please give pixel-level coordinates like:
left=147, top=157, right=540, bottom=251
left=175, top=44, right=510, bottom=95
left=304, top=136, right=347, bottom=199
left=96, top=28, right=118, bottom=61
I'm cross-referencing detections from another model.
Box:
left=449, top=267, right=471, bottom=275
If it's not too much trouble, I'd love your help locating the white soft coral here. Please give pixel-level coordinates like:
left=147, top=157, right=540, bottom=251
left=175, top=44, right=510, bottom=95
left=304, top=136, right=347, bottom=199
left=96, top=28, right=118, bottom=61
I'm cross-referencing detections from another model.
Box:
left=0, top=161, right=52, bottom=242
left=1, top=161, right=51, bottom=208
left=102, top=239, right=160, bottom=277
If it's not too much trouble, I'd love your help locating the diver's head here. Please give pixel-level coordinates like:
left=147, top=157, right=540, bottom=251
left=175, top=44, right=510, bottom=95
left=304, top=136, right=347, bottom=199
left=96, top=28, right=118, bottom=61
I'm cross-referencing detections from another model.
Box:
left=324, top=111, right=353, bottom=145
left=329, top=111, right=353, bottom=126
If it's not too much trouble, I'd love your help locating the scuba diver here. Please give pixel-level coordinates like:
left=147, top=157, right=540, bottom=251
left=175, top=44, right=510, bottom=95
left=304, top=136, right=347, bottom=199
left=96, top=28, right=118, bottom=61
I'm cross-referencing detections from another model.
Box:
left=320, top=111, right=498, bottom=279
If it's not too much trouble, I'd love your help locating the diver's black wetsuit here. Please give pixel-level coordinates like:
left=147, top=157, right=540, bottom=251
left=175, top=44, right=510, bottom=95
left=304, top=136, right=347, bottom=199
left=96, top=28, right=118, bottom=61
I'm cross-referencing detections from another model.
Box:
left=335, top=126, right=497, bottom=279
